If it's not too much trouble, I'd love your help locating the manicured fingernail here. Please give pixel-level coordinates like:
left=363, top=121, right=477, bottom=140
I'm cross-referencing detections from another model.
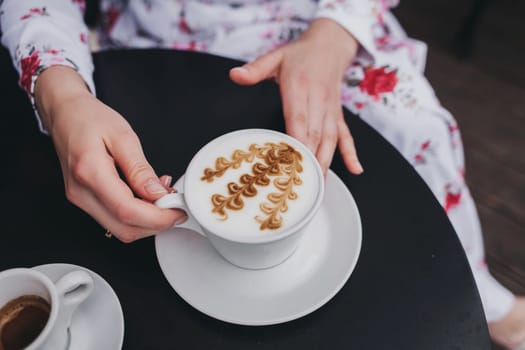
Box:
left=161, top=175, right=172, bottom=188
left=144, top=178, right=168, bottom=195
left=356, top=162, right=364, bottom=174
left=231, top=66, right=248, bottom=74
left=175, top=215, right=188, bottom=225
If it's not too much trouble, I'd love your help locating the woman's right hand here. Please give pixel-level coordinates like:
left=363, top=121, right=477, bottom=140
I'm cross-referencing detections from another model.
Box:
left=35, top=66, right=185, bottom=242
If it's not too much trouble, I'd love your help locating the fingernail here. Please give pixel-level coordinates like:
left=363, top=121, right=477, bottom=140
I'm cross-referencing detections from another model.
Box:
left=175, top=215, right=188, bottom=225
left=356, top=162, right=364, bottom=174
left=144, top=178, right=168, bottom=195
left=231, top=66, right=248, bottom=74
left=161, top=175, right=172, bottom=188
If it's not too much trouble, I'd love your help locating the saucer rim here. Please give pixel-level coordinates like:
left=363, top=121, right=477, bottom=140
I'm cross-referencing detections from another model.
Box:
left=32, top=263, right=125, bottom=349
left=155, top=170, right=362, bottom=326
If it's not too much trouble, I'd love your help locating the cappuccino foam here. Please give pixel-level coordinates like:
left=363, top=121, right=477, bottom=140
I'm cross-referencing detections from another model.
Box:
left=185, top=130, right=320, bottom=239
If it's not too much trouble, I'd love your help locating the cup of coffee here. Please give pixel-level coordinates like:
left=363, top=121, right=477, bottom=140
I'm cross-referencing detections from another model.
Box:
left=155, top=129, right=324, bottom=269
left=0, top=268, right=94, bottom=350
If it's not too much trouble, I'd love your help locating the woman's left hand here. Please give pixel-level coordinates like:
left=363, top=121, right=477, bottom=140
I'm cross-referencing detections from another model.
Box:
left=230, top=18, right=363, bottom=175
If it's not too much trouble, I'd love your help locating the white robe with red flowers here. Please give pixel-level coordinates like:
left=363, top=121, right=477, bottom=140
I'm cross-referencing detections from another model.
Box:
left=0, top=0, right=514, bottom=321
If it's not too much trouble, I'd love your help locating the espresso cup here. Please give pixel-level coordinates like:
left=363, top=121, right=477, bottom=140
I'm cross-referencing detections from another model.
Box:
left=0, top=268, right=94, bottom=350
left=155, top=129, right=324, bottom=269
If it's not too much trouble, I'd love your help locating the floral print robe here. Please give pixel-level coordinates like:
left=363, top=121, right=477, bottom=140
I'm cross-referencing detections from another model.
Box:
left=0, top=0, right=514, bottom=321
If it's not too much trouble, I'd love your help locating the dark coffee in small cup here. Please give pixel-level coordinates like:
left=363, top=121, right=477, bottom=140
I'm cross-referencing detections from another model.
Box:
left=0, top=295, right=50, bottom=350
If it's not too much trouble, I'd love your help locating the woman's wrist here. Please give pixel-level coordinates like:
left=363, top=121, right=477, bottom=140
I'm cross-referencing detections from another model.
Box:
left=303, top=18, right=358, bottom=68
left=34, top=66, right=92, bottom=132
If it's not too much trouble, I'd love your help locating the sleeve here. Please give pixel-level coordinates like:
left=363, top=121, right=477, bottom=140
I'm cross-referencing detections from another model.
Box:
left=314, top=0, right=400, bottom=61
left=0, top=0, right=95, bottom=132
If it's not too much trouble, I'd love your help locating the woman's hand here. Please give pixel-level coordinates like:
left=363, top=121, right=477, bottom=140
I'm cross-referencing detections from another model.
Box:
left=230, top=18, right=363, bottom=175
left=35, top=66, right=185, bottom=242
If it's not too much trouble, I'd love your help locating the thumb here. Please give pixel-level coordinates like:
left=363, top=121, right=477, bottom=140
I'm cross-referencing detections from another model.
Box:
left=108, top=130, right=168, bottom=201
left=229, top=49, right=283, bottom=85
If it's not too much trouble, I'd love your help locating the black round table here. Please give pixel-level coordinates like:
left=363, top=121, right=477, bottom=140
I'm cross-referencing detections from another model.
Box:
left=0, top=48, right=490, bottom=349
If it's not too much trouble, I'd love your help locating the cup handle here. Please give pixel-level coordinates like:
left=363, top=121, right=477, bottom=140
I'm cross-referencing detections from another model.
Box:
left=154, top=193, right=206, bottom=236
left=54, top=270, right=94, bottom=329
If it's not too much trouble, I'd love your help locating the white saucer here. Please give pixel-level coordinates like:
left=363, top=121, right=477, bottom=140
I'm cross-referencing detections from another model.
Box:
left=155, top=170, right=362, bottom=326
left=32, top=263, right=124, bottom=349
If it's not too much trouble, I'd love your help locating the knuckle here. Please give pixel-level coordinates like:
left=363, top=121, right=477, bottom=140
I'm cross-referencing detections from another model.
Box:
left=248, top=63, right=261, bottom=76
left=320, top=85, right=331, bottom=103
left=325, top=131, right=338, bottom=144
left=64, top=184, right=80, bottom=205
left=338, top=118, right=351, bottom=132
left=339, top=126, right=354, bottom=142
left=110, top=119, right=135, bottom=137
left=295, top=73, right=309, bottom=88
left=118, top=231, right=138, bottom=244
left=114, top=202, right=135, bottom=225
left=343, top=131, right=355, bottom=144
left=309, top=129, right=322, bottom=144
left=127, top=160, right=151, bottom=182
left=118, top=127, right=138, bottom=142
left=70, top=154, right=95, bottom=186
left=293, top=112, right=307, bottom=124
left=334, top=86, right=342, bottom=98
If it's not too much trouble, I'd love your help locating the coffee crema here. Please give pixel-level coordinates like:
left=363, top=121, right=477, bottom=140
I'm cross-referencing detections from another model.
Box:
left=0, top=295, right=50, bottom=350
left=201, top=142, right=303, bottom=230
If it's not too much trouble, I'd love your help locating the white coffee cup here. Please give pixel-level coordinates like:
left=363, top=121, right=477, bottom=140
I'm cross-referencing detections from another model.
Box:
left=155, top=129, right=324, bottom=269
left=0, top=268, right=94, bottom=350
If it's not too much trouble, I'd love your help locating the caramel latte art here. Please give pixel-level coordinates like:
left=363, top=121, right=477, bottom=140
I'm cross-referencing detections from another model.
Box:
left=184, top=130, right=320, bottom=239
left=201, top=142, right=303, bottom=230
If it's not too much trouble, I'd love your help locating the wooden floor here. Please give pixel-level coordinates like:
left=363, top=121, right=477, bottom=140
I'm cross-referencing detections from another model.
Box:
left=395, top=1, right=525, bottom=348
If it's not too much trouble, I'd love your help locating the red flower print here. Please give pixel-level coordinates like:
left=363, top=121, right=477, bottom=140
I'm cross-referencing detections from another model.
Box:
left=106, top=6, right=120, bottom=31
left=19, top=51, right=41, bottom=94
left=179, top=17, right=191, bottom=34
left=172, top=41, right=206, bottom=52
left=20, top=7, right=47, bottom=20
left=376, top=35, right=389, bottom=46
left=414, top=140, right=432, bottom=165
left=359, top=67, right=398, bottom=100
left=354, top=102, right=365, bottom=110
left=261, top=30, right=273, bottom=40
left=414, top=153, right=424, bottom=164
left=377, top=13, right=384, bottom=25
left=46, top=48, right=60, bottom=55
left=80, top=33, right=87, bottom=44
left=448, top=123, right=459, bottom=134
left=476, top=259, right=487, bottom=270
left=444, top=190, right=462, bottom=212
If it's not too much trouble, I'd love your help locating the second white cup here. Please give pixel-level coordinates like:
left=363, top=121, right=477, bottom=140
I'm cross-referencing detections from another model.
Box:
left=0, top=268, right=94, bottom=350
